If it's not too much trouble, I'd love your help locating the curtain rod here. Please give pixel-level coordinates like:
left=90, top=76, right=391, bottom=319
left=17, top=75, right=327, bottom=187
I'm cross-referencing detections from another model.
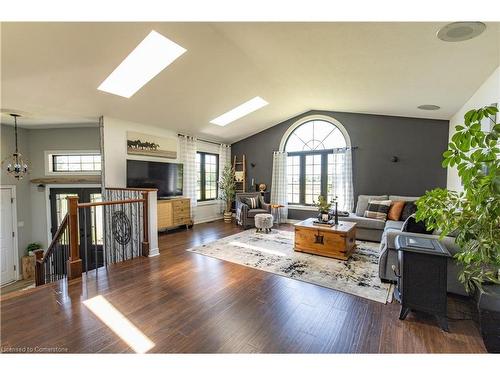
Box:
left=177, top=133, right=226, bottom=146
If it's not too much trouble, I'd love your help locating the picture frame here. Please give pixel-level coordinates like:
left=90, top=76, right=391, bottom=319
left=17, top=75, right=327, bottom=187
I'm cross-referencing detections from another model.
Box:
left=126, top=131, right=178, bottom=159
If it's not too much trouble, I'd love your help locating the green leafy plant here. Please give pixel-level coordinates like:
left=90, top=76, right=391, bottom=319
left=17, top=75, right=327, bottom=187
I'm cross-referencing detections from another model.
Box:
left=26, top=242, right=42, bottom=255
left=415, top=105, right=500, bottom=293
left=219, top=163, right=236, bottom=213
left=314, top=195, right=335, bottom=213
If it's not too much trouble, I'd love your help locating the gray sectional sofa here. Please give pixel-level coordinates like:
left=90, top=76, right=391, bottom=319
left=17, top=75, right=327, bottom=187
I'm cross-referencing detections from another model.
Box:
left=340, top=194, right=417, bottom=242
left=342, top=194, right=467, bottom=296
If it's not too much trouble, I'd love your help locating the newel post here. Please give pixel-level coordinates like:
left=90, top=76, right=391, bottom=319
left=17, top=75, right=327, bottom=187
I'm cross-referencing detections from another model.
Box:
left=34, top=249, right=45, bottom=286
left=141, top=191, right=150, bottom=257
left=67, top=196, right=82, bottom=280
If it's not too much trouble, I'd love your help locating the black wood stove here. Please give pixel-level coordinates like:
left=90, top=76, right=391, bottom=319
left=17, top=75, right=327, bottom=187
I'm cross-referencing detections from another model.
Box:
left=394, top=235, right=451, bottom=331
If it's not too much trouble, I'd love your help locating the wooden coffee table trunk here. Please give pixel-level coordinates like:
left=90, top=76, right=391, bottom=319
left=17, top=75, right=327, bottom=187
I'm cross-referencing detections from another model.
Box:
left=294, top=218, right=356, bottom=260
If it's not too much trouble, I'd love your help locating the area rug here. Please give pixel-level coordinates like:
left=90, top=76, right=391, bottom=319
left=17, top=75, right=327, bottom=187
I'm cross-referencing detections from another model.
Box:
left=187, top=229, right=393, bottom=304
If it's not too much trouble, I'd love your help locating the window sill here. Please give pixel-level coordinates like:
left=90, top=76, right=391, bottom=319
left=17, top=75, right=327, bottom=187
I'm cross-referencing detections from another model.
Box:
left=288, top=205, right=318, bottom=211
left=45, top=172, right=101, bottom=176
left=197, top=200, right=219, bottom=206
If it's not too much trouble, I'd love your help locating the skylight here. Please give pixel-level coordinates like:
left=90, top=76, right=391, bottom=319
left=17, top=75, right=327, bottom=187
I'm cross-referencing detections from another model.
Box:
left=98, top=30, right=186, bottom=98
left=210, top=96, right=269, bottom=126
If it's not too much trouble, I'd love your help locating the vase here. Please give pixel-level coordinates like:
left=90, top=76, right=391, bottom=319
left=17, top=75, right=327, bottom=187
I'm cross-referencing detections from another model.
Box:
left=223, top=211, right=232, bottom=223
left=319, top=212, right=330, bottom=222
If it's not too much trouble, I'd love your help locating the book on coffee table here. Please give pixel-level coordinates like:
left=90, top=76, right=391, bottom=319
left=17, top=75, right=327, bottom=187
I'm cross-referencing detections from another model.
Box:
left=312, top=220, right=335, bottom=227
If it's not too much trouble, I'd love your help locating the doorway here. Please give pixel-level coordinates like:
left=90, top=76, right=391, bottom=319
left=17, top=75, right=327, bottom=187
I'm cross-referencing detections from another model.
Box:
left=1, top=187, right=18, bottom=285
left=49, top=187, right=104, bottom=272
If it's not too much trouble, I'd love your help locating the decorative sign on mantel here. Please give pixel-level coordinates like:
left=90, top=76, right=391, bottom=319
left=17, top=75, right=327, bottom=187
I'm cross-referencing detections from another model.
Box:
left=126, top=131, right=178, bottom=159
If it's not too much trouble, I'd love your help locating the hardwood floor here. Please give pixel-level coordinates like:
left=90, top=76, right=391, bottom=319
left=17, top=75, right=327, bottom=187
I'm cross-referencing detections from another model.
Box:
left=0, top=279, right=35, bottom=296
left=0, top=220, right=486, bottom=353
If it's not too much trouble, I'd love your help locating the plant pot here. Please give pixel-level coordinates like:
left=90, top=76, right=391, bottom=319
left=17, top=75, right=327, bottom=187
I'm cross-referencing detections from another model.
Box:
left=475, top=284, right=500, bottom=353
left=223, top=211, right=232, bottom=223
left=317, top=212, right=330, bottom=223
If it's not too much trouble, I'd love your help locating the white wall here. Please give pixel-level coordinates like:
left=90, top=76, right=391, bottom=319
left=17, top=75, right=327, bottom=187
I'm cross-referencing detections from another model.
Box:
left=103, top=117, right=180, bottom=188
left=447, top=66, right=500, bottom=191
left=102, top=117, right=222, bottom=235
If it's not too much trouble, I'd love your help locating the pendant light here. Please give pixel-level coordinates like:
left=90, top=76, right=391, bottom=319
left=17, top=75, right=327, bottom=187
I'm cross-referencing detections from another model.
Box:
left=2, top=114, right=29, bottom=179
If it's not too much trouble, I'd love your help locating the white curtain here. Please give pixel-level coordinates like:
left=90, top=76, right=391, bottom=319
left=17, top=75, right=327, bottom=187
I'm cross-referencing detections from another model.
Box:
left=270, top=151, right=288, bottom=220
left=218, top=143, right=231, bottom=214
left=179, top=135, right=197, bottom=210
left=331, top=148, right=354, bottom=212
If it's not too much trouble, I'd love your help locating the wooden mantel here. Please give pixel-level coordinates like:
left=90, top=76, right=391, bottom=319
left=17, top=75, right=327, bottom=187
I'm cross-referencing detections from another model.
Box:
left=30, top=176, right=101, bottom=185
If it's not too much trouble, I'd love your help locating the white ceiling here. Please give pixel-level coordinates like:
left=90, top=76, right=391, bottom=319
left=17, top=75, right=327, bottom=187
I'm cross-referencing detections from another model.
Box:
left=1, top=22, right=499, bottom=142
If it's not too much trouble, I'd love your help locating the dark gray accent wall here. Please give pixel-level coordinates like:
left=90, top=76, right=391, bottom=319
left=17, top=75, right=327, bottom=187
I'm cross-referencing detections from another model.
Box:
left=231, top=110, right=449, bottom=219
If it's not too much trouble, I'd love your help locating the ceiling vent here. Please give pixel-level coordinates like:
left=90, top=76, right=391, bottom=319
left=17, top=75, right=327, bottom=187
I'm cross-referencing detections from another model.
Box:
left=417, top=105, right=441, bottom=110
left=437, top=22, right=486, bottom=42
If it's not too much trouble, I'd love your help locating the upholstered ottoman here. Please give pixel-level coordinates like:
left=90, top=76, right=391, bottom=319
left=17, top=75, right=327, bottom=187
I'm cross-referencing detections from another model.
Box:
left=254, top=213, right=274, bottom=233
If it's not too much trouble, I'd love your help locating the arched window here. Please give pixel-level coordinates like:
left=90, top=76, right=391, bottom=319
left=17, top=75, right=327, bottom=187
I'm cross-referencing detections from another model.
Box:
left=283, top=118, right=352, bottom=208
left=284, top=120, right=346, bottom=152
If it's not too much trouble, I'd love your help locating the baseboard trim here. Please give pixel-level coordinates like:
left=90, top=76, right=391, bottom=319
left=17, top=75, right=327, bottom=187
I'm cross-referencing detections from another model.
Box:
left=194, top=215, right=223, bottom=225
left=148, top=247, right=160, bottom=257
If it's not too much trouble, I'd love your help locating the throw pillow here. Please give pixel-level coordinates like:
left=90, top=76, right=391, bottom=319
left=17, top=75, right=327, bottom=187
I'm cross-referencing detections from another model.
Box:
left=387, top=200, right=405, bottom=221
left=400, top=201, right=417, bottom=221
left=364, top=200, right=392, bottom=220
left=355, top=195, right=388, bottom=216
left=402, top=214, right=433, bottom=234
left=243, top=196, right=259, bottom=209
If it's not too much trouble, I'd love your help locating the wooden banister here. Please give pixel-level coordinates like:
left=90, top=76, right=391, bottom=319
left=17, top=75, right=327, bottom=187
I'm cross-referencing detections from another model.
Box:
left=34, top=214, right=69, bottom=286
left=67, top=196, right=82, bottom=280
left=42, top=214, right=68, bottom=262
left=105, top=187, right=158, bottom=192
left=141, top=191, right=150, bottom=257
left=34, top=190, right=152, bottom=287
left=77, top=198, right=145, bottom=208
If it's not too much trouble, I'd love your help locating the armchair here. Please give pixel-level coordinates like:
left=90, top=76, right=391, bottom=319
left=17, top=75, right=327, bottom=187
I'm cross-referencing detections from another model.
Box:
left=235, top=193, right=271, bottom=229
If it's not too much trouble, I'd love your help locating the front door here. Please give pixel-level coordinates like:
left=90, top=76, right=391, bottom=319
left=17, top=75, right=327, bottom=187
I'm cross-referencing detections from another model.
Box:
left=49, top=188, right=104, bottom=272
left=0, top=188, right=16, bottom=285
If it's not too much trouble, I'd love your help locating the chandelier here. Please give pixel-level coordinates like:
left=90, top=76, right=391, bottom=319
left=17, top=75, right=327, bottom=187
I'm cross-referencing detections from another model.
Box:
left=2, top=114, right=29, bottom=179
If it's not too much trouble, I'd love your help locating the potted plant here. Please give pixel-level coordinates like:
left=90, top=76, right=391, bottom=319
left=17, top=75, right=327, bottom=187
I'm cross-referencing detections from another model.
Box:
left=314, top=195, right=335, bottom=223
left=219, top=163, right=236, bottom=223
left=23, top=242, right=42, bottom=280
left=26, top=242, right=43, bottom=256
left=415, top=105, right=500, bottom=352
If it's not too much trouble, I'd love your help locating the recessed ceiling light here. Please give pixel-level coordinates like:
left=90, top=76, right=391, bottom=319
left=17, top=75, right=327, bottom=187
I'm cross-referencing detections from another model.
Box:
left=210, top=97, right=269, bottom=126
left=98, top=30, right=186, bottom=98
left=437, top=22, right=486, bottom=42
left=418, top=104, right=441, bottom=111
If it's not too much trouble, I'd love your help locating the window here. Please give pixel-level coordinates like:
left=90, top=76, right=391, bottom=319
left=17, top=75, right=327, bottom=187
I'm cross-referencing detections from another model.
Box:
left=196, top=152, right=219, bottom=201
left=48, top=152, right=101, bottom=174
left=285, top=120, right=347, bottom=206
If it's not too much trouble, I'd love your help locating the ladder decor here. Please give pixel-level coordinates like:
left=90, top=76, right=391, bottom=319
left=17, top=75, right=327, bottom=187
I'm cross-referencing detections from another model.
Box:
left=233, top=155, right=246, bottom=193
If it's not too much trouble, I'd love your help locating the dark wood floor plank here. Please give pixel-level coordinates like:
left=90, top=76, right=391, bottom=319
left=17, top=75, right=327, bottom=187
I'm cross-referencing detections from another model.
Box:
left=0, top=220, right=486, bottom=353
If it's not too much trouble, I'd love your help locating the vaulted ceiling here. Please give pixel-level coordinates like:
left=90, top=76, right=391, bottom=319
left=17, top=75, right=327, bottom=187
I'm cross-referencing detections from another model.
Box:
left=1, top=22, right=499, bottom=142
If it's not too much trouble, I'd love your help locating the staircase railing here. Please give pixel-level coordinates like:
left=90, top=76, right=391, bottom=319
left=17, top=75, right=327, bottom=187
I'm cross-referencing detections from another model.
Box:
left=34, top=189, right=152, bottom=287
left=34, top=214, right=70, bottom=286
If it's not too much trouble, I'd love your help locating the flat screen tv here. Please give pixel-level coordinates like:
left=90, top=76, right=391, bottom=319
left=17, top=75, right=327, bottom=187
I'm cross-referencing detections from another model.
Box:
left=127, top=160, right=183, bottom=198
